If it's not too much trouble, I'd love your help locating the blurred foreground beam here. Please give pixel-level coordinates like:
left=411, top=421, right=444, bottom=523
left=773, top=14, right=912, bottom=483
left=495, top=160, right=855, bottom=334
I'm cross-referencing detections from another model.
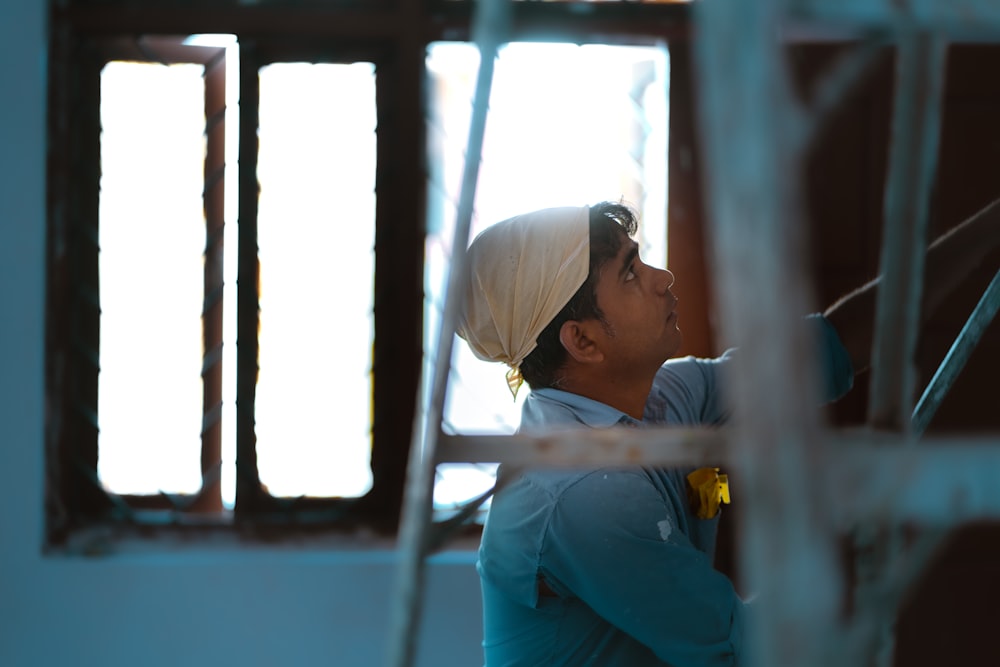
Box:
left=695, top=0, right=841, bottom=664
left=790, top=0, right=1000, bottom=36
left=867, top=30, right=947, bottom=431
left=441, top=428, right=1000, bottom=524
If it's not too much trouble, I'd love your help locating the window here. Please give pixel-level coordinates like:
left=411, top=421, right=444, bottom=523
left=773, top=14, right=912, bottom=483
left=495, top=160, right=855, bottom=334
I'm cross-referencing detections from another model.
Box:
left=46, top=0, right=695, bottom=546
left=47, top=32, right=408, bottom=540
left=426, top=41, right=670, bottom=518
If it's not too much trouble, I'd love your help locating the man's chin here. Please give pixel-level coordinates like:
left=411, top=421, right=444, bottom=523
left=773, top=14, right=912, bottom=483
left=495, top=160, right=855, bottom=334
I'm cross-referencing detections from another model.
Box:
left=658, top=333, right=683, bottom=364
left=668, top=329, right=683, bottom=358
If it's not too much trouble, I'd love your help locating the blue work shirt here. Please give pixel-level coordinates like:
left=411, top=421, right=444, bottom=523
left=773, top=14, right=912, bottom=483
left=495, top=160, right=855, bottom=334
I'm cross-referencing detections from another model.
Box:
left=478, top=314, right=854, bottom=666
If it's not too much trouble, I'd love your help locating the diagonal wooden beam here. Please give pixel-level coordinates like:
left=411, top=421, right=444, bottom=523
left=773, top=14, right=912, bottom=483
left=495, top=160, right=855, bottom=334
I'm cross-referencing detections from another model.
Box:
left=913, top=269, right=1000, bottom=435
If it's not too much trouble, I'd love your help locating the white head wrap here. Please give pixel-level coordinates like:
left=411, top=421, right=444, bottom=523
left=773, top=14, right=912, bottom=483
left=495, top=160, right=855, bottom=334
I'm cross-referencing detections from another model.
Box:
left=456, top=206, right=590, bottom=396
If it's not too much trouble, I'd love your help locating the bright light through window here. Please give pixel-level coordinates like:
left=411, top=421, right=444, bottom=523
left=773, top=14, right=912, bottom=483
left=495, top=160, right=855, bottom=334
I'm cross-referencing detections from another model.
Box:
left=98, top=52, right=378, bottom=503
left=98, top=62, right=206, bottom=495
left=426, top=42, right=669, bottom=513
left=96, top=41, right=666, bottom=512
left=255, top=62, right=377, bottom=499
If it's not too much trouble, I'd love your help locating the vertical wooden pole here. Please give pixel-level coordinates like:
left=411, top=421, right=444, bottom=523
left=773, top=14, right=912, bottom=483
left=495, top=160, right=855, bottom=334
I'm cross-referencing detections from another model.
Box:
left=867, top=32, right=947, bottom=432
left=386, top=1, right=508, bottom=666
left=695, top=1, right=841, bottom=665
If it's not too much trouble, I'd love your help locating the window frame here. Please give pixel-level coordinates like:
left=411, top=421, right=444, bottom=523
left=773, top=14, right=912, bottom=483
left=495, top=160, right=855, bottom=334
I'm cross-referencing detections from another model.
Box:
left=232, top=38, right=423, bottom=532
left=99, top=37, right=228, bottom=516
left=45, top=0, right=700, bottom=547
left=46, top=34, right=230, bottom=538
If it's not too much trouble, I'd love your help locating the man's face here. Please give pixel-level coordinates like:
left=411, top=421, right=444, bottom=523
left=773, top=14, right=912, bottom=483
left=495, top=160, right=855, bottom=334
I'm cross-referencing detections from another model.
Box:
left=590, top=235, right=681, bottom=374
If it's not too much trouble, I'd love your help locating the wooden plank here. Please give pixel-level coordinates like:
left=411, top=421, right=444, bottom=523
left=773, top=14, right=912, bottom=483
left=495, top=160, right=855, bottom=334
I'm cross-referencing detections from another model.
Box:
left=693, top=0, right=841, bottom=664
left=790, top=0, right=1000, bottom=36
left=830, top=438, right=1000, bottom=523
left=437, top=428, right=727, bottom=466
left=440, top=428, right=1000, bottom=526
left=856, top=30, right=943, bottom=667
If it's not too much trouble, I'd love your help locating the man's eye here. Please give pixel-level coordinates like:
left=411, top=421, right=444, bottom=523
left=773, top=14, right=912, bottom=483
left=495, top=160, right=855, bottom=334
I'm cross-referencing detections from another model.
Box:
left=625, top=266, right=637, bottom=281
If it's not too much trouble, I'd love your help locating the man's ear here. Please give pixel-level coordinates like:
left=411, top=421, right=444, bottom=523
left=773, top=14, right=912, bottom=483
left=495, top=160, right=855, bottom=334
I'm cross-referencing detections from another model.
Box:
left=559, top=320, right=605, bottom=364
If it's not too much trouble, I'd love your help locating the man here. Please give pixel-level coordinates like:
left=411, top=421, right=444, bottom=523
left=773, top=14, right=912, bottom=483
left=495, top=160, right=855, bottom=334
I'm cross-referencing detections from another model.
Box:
left=456, top=201, right=999, bottom=666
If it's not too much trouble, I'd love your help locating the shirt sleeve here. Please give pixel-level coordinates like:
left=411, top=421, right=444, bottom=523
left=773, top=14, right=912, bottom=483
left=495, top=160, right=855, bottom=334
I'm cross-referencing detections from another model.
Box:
left=649, top=313, right=855, bottom=426
left=652, top=351, right=734, bottom=426
left=539, top=470, right=745, bottom=667
left=808, top=312, right=854, bottom=403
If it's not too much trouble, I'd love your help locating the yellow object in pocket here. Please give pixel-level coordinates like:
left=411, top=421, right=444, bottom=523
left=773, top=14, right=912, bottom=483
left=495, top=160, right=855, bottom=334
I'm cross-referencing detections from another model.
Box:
left=686, top=467, right=731, bottom=519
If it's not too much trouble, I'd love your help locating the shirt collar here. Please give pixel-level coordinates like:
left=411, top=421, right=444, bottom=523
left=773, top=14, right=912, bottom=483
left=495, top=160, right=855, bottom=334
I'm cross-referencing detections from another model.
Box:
left=522, top=387, right=643, bottom=430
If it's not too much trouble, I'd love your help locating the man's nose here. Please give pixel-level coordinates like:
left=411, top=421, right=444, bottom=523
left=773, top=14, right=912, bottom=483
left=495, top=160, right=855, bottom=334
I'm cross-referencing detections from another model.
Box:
left=656, top=267, right=675, bottom=294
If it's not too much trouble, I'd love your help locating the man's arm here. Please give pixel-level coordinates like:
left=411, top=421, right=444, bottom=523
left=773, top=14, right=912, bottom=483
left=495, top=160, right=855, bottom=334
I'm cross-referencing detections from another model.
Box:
left=542, top=470, right=744, bottom=666
left=824, top=197, right=1000, bottom=373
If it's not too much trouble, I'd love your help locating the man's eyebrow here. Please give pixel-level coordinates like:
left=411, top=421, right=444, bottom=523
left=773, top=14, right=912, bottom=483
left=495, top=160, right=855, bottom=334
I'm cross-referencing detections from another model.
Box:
left=618, top=242, right=639, bottom=280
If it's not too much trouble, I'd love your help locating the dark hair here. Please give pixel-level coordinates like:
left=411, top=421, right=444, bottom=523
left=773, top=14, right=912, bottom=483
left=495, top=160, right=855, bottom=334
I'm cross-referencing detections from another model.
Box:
left=518, top=201, right=639, bottom=389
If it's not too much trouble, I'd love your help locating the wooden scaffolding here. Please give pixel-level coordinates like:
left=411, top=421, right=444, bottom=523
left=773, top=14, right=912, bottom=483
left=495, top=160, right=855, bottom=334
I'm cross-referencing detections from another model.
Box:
left=387, top=1, right=1000, bottom=666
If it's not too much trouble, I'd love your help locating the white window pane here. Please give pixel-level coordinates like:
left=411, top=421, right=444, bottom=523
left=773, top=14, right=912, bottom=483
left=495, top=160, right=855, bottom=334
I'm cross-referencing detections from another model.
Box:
left=255, top=62, right=376, bottom=498
left=98, top=62, right=206, bottom=495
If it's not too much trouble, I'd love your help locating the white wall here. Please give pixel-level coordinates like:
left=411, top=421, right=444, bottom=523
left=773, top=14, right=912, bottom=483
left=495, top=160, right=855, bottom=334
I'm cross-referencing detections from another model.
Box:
left=0, top=2, right=483, bottom=665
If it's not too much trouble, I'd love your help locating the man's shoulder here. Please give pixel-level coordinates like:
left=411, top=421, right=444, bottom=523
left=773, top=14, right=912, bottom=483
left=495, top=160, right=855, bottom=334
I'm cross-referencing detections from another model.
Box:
left=646, top=352, right=735, bottom=425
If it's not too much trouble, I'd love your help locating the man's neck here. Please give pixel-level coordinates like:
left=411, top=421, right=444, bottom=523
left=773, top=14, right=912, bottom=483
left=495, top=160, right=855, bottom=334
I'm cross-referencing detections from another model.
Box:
left=557, top=371, right=656, bottom=421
